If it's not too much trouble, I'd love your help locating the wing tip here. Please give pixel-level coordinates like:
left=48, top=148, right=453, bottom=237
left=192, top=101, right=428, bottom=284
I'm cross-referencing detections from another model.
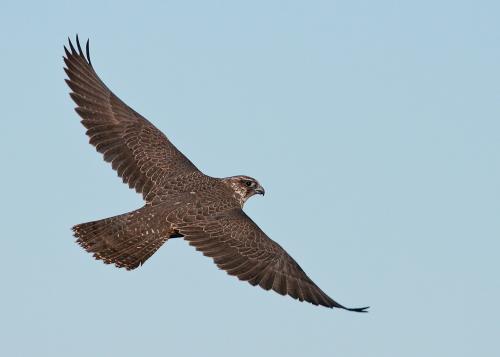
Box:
left=64, top=34, right=93, bottom=67
left=340, top=305, right=370, bottom=313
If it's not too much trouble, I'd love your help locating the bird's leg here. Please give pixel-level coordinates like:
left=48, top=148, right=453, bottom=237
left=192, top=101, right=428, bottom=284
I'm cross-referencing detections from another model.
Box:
left=169, top=229, right=183, bottom=239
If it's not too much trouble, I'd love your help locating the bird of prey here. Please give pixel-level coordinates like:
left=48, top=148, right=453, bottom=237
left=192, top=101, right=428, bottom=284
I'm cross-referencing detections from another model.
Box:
left=64, top=36, right=368, bottom=312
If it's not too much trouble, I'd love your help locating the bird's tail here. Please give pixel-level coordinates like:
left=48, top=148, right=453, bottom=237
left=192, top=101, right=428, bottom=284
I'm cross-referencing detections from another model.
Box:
left=72, top=206, right=174, bottom=270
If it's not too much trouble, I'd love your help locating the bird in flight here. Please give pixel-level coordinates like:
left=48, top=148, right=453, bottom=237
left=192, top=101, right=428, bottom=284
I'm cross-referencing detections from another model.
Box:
left=64, top=36, right=368, bottom=312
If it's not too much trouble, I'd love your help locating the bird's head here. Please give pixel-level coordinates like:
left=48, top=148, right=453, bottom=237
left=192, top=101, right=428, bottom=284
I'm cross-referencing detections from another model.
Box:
left=222, top=175, right=265, bottom=206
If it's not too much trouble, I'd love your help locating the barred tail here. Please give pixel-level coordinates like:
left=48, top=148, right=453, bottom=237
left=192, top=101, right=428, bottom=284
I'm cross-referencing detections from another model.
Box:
left=72, top=207, right=173, bottom=270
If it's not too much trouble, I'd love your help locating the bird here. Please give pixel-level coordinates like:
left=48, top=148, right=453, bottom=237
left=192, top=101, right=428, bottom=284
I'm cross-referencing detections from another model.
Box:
left=64, top=35, right=368, bottom=312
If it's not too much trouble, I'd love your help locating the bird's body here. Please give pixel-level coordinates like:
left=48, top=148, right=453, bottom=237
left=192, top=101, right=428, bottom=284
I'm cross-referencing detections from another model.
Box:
left=64, top=36, right=367, bottom=312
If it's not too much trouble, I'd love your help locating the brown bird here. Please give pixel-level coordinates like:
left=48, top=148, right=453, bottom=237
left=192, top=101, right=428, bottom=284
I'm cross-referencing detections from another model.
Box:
left=64, top=36, right=368, bottom=312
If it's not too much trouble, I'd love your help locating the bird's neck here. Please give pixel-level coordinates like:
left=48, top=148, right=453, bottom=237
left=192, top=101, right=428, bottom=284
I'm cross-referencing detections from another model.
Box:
left=221, top=177, right=248, bottom=207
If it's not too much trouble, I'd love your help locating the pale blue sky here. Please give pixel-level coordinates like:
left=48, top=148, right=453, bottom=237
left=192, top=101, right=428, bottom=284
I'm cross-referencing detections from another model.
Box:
left=1, top=1, right=499, bottom=356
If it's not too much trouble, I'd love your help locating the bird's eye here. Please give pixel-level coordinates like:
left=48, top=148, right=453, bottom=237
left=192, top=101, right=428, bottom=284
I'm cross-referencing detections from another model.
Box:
left=245, top=181, right=253, bottom=187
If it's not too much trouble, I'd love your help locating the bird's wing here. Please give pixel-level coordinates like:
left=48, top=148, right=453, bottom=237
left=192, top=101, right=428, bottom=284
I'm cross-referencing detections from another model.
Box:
left=177, top=209, right=368, bottom=311
left=64, top=36, right=200, bottom=202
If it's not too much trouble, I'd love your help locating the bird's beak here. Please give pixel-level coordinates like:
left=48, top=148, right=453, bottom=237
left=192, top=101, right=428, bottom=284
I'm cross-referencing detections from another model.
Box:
left=255, top=186, right=265, bottom=196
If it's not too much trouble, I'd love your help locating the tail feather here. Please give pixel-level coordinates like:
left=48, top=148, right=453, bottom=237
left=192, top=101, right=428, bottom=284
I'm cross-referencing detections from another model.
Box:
left=72, top=207, right=173, bottom=270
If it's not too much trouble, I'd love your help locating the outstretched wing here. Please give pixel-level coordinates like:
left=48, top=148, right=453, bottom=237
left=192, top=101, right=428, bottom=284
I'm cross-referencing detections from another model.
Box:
left=64, top=36, right=200, bottom=202
left=178, top=209, right=368, bottom=312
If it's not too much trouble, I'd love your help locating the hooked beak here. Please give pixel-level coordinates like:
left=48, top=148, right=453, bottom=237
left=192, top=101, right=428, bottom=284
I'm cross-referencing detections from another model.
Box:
left=255, top=186, right=265, bottom=196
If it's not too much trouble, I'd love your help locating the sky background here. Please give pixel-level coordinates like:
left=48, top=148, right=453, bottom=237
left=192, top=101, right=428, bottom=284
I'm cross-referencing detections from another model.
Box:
left=1, top=1, right=499, bottom=356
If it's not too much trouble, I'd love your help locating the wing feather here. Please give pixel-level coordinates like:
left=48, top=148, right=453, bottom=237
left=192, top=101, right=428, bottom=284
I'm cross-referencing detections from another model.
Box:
left=64, top=36, right=200, bottom=202
left=179, top=209, right=368, bottom=311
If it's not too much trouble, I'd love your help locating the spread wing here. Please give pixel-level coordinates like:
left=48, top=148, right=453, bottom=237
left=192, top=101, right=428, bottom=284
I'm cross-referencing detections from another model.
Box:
left=178, top=209, right=368, bottom=311
left=64, top=36, right=200, bottom=202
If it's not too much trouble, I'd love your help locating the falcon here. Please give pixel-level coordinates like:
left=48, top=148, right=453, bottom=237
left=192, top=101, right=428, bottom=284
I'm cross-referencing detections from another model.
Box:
left=64, top=36, right=368, bottom=312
